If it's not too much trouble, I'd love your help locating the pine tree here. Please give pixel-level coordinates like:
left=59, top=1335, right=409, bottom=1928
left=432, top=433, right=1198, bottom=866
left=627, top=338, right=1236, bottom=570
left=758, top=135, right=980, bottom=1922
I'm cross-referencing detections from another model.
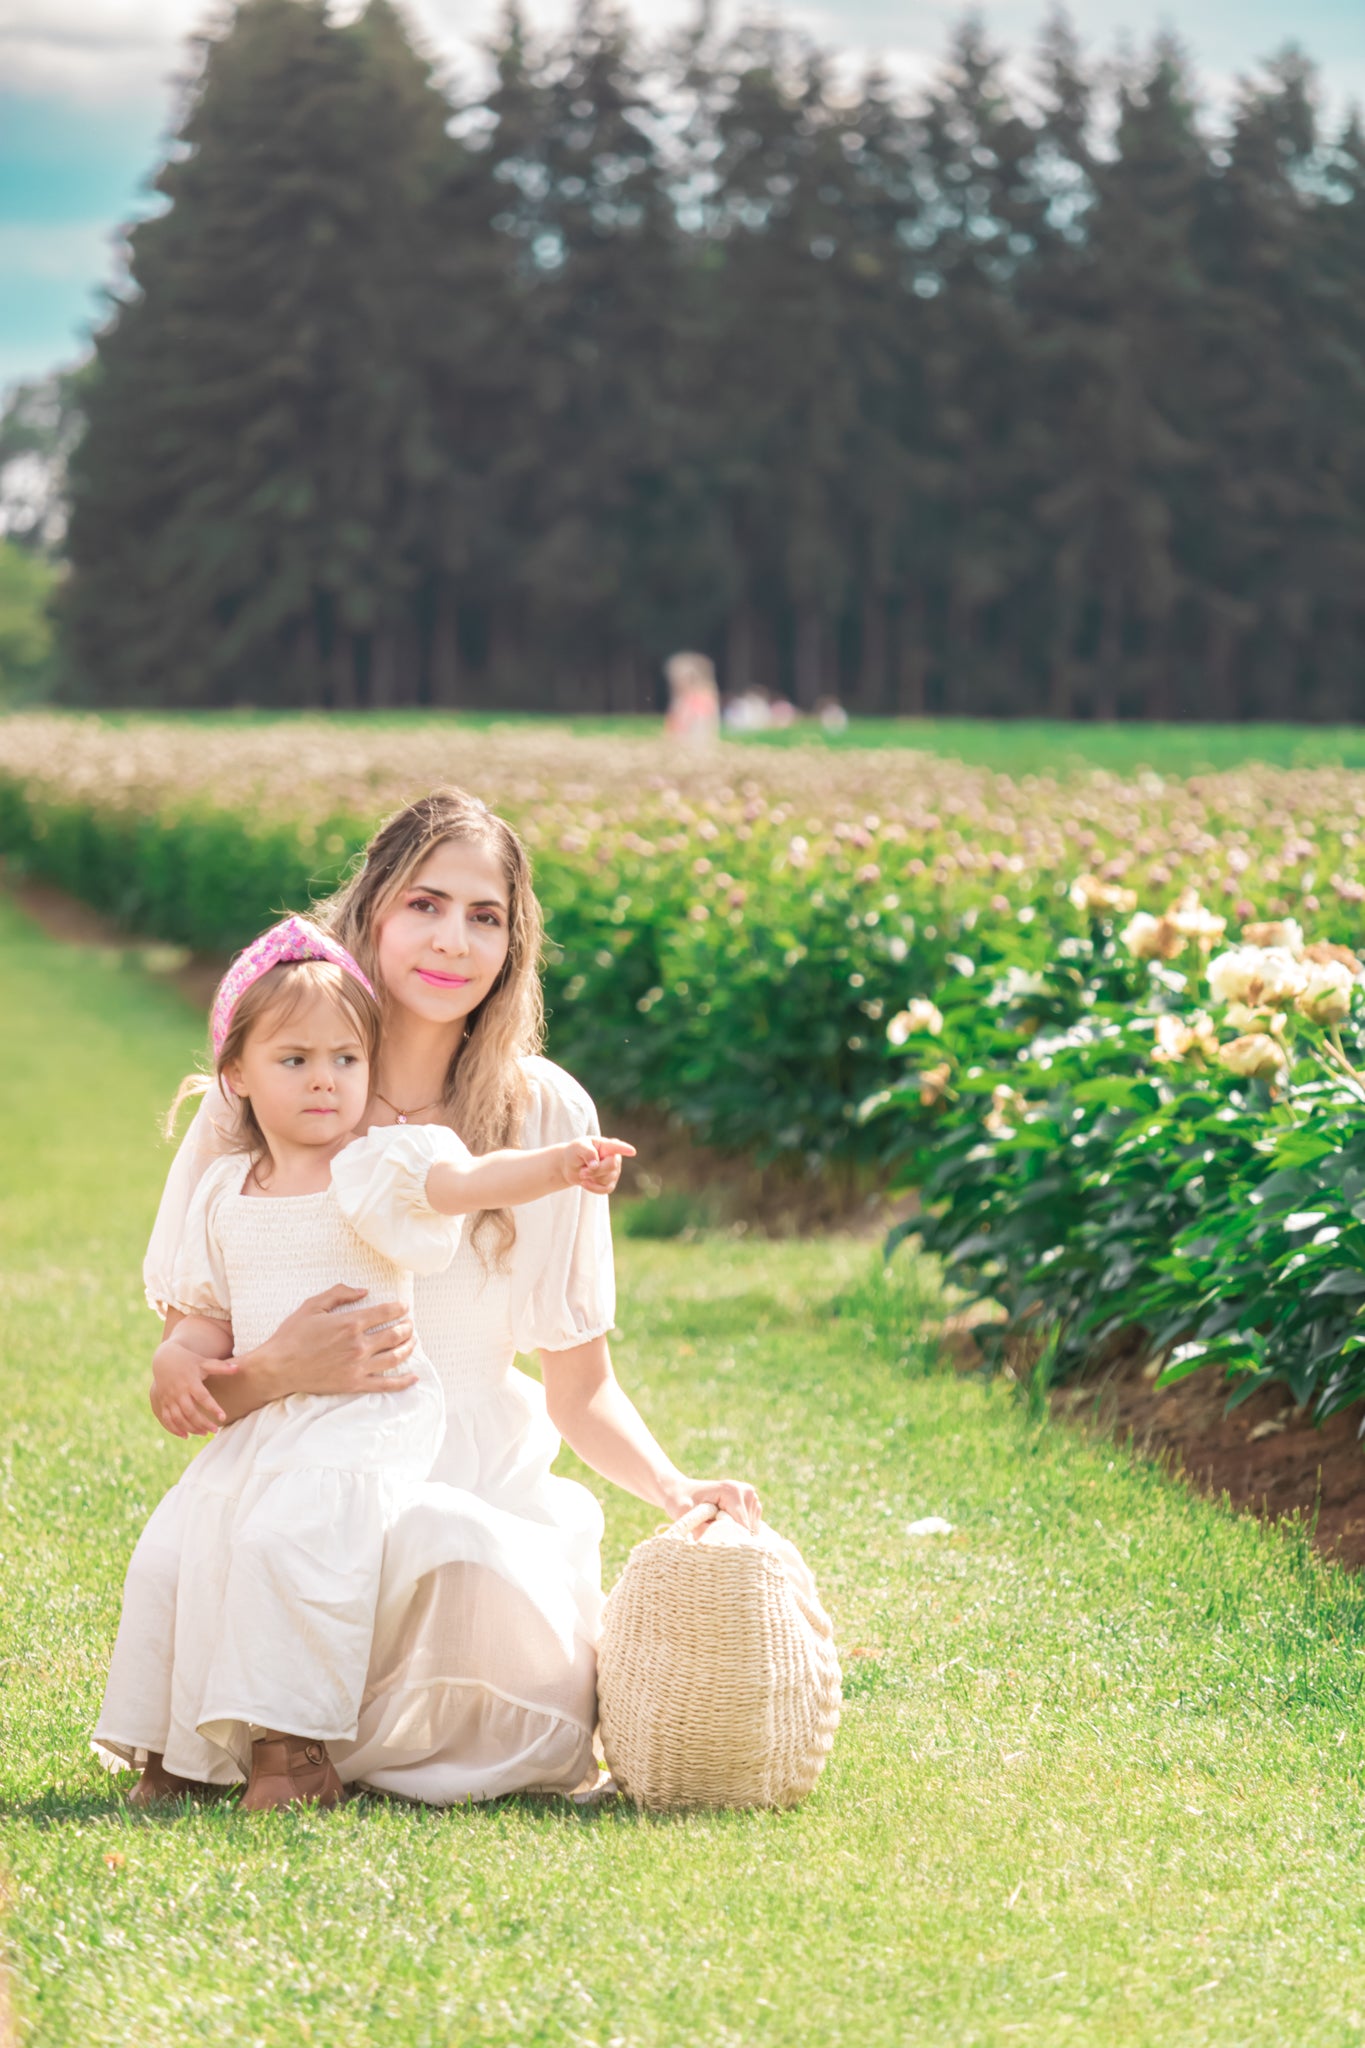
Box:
left=491, top=1, right=686, bottom=710
left=1024, top=38, right=1210, bottom=719
left=913, top=17, right=1046, bottom=714
left=694, top=26, right=878, bottom=706
left=1194, top=53, right=1341, bottom=719
left=64, top=0, right=456, bottom=705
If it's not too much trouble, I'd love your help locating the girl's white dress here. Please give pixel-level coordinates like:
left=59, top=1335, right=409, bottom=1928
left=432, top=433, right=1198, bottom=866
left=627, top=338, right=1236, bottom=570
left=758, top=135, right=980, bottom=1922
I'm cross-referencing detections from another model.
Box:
left=94, top=1123, right=469, bottom=1780
left=99, top=1057, right=612, bottom=1802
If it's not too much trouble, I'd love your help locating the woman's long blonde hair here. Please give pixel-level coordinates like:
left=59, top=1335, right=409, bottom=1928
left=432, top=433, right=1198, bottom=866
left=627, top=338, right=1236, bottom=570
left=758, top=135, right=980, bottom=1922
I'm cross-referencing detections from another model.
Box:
left=320, top=788, right=546, bottom=1260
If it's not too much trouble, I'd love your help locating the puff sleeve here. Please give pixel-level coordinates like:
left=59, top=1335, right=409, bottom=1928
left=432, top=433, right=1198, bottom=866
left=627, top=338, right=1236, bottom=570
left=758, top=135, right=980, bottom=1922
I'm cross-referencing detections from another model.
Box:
left=144, top=1085, right=237, bottom=1317
left=511, top=1057, right=618, bottom=1355
left=330, top=1124, right=472, bottom=1276
left=164, top=1155, right=240, bottom=1322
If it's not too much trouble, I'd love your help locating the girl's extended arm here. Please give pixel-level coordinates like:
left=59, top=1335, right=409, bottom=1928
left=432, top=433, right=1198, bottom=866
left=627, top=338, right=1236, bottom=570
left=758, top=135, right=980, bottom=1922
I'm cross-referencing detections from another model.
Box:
left=426, top=1136, right=634, bottom=1216
left=539, top=1334, right=762, bottom=1533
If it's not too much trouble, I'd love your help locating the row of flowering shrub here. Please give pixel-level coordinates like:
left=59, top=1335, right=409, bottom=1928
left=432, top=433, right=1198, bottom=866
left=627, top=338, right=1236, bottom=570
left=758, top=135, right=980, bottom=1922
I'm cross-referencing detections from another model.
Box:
left=0, top=716, right=1038, bottom=1166
left=10, top=714, right=1365, bottom=1409
left=872, top=886, right=1365, bottom=1415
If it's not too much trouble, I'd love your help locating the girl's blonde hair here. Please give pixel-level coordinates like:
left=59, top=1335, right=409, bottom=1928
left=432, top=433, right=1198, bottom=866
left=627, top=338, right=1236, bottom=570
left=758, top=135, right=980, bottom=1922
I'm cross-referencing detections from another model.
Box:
left=168, top=960, right=382, bottom=1158
left=320, top=787, right=546, bottom=1260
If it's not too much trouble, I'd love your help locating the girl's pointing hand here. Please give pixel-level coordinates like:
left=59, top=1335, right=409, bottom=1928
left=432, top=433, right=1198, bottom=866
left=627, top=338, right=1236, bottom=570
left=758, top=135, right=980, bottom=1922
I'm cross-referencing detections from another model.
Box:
left=566, top=1136, right=636, bottom=1195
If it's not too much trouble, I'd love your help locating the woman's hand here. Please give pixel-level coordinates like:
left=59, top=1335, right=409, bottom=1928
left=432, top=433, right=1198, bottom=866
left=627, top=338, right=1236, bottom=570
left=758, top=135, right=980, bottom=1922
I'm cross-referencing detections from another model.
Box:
left=661, top=1475, right=764, bottom=1535
left=256, top=1284, right=419, bottom=1396
left=156, top=1286, right=422, bottom=1437
left=563, top=1136, right=636, bottom=1194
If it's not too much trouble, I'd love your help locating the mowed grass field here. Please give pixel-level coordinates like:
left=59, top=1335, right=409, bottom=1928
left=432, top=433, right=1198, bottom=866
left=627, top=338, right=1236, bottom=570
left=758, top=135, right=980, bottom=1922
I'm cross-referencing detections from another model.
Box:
left=11, top=895, right=1365, bottom=2044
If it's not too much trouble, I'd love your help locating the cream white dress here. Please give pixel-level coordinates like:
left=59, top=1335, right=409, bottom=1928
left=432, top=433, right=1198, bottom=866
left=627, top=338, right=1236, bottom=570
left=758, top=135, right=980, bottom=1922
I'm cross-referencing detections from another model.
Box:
left=104, top=1058, right=612, bottom=1802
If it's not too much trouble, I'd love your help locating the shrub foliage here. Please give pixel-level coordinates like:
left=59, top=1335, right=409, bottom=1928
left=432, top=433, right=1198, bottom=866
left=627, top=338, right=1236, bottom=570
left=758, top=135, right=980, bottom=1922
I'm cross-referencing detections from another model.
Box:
left=9, top=712, right=1365, bottom=1420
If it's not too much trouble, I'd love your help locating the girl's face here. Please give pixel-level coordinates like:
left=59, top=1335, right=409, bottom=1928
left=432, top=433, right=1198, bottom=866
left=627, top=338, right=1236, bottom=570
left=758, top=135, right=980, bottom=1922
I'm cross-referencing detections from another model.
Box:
left=224, top=986, right=371, bottom=1150
left=373, top=838, right=513, bottom=1030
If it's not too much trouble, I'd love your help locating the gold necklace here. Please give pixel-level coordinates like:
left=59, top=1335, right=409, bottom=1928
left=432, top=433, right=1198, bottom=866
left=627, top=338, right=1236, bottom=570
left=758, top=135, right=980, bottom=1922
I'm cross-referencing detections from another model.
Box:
left=373, top=1087, right=444, bottom=1126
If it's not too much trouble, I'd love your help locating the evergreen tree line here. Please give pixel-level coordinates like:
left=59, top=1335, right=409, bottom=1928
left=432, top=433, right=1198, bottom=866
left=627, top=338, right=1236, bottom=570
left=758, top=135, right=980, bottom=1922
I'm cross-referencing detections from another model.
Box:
left=61, top=0, right=1365, bottom=718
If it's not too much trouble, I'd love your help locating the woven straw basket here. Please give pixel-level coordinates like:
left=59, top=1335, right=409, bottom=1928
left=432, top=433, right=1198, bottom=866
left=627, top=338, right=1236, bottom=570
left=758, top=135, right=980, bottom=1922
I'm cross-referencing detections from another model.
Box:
left=596, top=1502, right=842, bottom=1811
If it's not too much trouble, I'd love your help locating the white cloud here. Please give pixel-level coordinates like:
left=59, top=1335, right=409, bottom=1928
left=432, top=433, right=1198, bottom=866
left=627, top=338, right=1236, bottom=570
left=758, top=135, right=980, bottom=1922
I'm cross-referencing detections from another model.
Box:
left=0, top=0, right=1357, bottom=115
left=0, top=0, right=699, bottom=103
left=0, top=0, right=222, bottom=103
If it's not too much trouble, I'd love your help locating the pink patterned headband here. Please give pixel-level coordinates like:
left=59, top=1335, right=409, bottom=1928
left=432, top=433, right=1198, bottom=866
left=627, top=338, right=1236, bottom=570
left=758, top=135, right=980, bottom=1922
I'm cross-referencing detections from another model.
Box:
left=211, top=915, right=377, bottom=1059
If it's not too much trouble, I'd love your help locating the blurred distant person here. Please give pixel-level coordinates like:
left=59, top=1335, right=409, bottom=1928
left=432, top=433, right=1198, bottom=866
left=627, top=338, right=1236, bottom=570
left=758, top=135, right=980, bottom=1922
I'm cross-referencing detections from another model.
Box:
left=721, top=686, right=771, bottom=734
left=765, top=689, right=798, bottom=729
left=814, top=696, right=849, bottom=733
left=664, top=652, right=720, bottom=746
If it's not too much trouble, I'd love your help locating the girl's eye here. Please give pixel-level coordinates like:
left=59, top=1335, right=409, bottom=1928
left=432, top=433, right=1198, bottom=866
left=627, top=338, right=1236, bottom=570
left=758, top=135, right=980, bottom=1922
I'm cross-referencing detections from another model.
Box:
left=337, top=1054, right=360, bottom=1067
left=281, top=1055, right=304, bottom=1068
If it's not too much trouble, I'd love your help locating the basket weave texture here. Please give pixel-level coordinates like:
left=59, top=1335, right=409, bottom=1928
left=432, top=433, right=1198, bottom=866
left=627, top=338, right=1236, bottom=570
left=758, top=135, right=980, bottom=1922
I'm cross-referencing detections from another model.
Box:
left=596, top=1505, right=842, bottom=1810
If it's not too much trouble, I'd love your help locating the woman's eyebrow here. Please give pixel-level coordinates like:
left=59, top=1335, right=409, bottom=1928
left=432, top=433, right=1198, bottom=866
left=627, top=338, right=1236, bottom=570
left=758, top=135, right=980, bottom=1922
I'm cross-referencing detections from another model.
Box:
left=406, top=882, right=508, bottom=909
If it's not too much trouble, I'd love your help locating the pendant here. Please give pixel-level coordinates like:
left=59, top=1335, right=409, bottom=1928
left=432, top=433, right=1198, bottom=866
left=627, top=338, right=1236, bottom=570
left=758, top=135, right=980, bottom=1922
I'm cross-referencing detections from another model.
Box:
left=397, top=1112, right=408, bottom=1124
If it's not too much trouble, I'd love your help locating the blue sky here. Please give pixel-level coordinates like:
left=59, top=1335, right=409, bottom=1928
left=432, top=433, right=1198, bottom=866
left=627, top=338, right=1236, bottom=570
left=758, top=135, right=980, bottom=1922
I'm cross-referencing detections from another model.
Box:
left=2, top=0, right=1361, bottom=393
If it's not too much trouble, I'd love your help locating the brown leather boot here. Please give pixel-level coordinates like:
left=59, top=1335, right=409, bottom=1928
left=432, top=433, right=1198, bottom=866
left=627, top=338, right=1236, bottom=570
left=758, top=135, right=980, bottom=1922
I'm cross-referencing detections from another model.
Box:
left=126, top=1752, right=218, bottom=1808
left=241, top=1731, right=344, bottom=1813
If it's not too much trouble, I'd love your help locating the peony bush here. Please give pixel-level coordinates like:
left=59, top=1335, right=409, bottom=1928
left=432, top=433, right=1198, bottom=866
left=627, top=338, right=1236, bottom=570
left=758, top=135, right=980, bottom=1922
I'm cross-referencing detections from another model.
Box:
left=873, top=891, right=1365, bottom=1416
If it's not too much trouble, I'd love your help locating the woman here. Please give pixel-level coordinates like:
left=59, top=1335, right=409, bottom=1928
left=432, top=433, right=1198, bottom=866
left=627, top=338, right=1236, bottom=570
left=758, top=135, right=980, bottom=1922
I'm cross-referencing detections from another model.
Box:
left=139, top=787, right=760, bottom=1804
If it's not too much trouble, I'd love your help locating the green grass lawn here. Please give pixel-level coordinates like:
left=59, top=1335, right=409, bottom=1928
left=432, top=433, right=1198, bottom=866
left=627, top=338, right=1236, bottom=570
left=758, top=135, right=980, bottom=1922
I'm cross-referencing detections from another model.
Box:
left=72, top=705, right=1365, bottom=777
left=743, top=715, right=1365, bottom=776
left=10, top=895, right=1365, bottom=2045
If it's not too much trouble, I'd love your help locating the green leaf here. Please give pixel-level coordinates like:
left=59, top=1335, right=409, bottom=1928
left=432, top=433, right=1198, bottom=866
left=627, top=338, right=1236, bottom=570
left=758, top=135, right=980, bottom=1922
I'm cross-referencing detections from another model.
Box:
left=1309, top=1270, right=1365, bottom=1297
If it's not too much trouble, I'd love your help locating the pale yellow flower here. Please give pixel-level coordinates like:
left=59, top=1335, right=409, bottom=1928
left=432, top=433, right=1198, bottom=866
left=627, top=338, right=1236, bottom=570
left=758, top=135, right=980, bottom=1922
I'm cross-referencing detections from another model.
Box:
left=1241, top=918, right=1305, bottom=956
left=1069, top=873, right=1138, bottom=915
left=1151, top=1010, right=1220, bottom=1064
left=887, top=998, right=944, bottom=1046
left=918, top=1060, right=953, bottom=1107
left=1165, top=887, right=1226, bottom=952
left=1220, top=1033, right=1288, bottom=1083
left=1296, top=959, right=1354, bottom=1024
left=1121, top=912, right=1186, bottom=962
left=984, top=1083, right=1024, bottom=1136
left=1207, top=945, right=1307, bottom=1009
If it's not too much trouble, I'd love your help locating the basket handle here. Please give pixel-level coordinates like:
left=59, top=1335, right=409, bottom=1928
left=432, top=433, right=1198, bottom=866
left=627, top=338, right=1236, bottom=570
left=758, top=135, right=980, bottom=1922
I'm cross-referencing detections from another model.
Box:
left=662, top=1501, right=723, bottom=1541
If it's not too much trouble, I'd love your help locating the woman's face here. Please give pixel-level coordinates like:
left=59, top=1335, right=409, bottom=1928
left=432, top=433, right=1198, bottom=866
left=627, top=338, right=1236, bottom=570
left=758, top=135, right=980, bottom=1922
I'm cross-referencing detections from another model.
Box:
left=373, top=838, right=513, bottom=1029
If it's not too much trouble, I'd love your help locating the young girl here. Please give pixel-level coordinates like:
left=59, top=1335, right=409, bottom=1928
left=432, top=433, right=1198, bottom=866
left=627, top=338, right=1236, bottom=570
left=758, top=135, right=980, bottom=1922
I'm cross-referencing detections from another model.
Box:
left=94, top=915, right=631, bottom=1810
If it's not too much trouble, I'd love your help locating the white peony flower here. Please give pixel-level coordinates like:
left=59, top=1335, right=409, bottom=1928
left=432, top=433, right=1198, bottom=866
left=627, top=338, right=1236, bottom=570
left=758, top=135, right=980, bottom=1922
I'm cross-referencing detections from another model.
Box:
left=1219, top=1032, right=1288, bottom=1083
left=918, top=1060, right=953, bottom=1106
left=988, top=966, right=1049, bottom=1006
left=1151, top=1011, right=1219, bottom=1064
left=1207, top=946, right=1307, bottom=1010
left=1122, top=912, right=1185, bottom=962
left=887, top=999, right=943, bottom=1045
left=1069, top=873, right=1138, bottom=915
left=1224, top=1001, right=1285, bottom=1033
left=1296, top=959, right=1354, bottom=1025
left=1166, top=888, right=1227, bottom=951
left=1241, top=918, right=1305, bottom=957
left=984, top=1083, right=1025, bottom=1136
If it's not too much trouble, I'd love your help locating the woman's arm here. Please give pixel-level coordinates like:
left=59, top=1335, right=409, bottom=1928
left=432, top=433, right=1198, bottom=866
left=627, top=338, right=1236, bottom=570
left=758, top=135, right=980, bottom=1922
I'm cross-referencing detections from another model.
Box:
left=426, top=1137, right=634, bottom=1217
left=539, top=1334, right=762, bottom=1532
left=151, top=1289, right=420, bottom=1439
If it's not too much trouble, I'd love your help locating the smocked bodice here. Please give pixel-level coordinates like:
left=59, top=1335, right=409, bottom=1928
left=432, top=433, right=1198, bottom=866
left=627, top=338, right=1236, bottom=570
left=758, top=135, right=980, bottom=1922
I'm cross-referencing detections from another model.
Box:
left=215, top=1188, right=415, bottom=1359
